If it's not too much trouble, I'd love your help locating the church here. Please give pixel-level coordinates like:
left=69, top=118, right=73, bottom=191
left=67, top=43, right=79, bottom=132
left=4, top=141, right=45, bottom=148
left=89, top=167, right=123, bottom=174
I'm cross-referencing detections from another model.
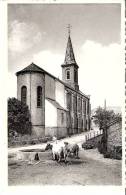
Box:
left=16, top=31, right=91, bottom=138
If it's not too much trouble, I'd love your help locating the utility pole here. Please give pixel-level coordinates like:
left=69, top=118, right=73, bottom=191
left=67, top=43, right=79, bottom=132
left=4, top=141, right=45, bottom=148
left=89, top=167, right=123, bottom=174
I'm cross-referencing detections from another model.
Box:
left=104, top=99, right=106, bottom=110
left=104, top=99, right=107, bottom=153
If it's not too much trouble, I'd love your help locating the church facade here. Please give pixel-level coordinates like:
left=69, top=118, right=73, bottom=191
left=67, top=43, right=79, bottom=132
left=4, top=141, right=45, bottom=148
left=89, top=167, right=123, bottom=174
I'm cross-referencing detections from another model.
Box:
left=16, top=34, right=91, bottom=138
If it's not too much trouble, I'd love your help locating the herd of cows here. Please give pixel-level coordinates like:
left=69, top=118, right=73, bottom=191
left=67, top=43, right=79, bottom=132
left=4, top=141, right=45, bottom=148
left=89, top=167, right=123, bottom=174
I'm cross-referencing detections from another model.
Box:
left=45, top=139, right=80, bottom=163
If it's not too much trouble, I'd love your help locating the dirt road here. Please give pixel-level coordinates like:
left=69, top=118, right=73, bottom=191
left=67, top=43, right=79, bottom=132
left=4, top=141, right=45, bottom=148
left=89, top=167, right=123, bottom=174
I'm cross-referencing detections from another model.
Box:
left=8, top=148, right=121, bottom=186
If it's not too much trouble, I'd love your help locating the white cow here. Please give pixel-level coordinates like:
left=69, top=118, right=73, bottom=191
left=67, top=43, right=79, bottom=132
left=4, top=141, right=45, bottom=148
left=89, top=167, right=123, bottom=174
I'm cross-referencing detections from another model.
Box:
left=45, top=138, right=70, bottom=163
left=52, top=142, right=64, bottom=162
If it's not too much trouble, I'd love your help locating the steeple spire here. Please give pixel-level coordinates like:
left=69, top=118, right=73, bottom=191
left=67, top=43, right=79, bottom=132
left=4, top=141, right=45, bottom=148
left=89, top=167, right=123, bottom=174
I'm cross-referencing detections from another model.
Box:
left=63, top=24, right=78, bottom=66
left=61, top=26, right=79, bottom=91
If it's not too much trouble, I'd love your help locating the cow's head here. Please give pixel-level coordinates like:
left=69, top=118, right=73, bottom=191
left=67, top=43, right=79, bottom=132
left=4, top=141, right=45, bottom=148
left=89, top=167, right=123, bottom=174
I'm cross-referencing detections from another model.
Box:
left=45, top=143, right=53, bottom=150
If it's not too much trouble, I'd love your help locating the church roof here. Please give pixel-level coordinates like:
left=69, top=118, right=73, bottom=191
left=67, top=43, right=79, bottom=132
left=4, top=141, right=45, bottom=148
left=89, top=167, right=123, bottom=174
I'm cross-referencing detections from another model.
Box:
left=62, top=35, right=78, bottom=68
left=16, top=62, right=89, bottom=99
left=16, top=63, right=45, bottom=76
left=46, top=97, right=68, bottom=111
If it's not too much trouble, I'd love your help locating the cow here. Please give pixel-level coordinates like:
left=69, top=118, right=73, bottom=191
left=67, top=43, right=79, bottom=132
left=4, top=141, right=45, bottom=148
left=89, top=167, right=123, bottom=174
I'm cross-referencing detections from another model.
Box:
left=64, top=142, right=79, bottom=159
left=45, top=142, right=69, bottom=163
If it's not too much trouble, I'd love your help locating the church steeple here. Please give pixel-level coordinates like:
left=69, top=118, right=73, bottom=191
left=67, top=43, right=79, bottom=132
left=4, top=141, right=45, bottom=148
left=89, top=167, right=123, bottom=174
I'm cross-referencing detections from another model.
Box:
left=61, top=25, right=79, bottom=91
left=64, top=35, right=77, bottom=65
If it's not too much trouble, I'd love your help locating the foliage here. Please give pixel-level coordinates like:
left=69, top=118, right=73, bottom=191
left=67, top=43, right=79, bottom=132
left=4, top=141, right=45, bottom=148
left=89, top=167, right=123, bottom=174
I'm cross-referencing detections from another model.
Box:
left=103, top=146, right=122, bottom=160
left=82, top=142, right=95, bottom=150
left=93, top=107, right=121, bottom=130
left=8, top=98, right=32, bottom=136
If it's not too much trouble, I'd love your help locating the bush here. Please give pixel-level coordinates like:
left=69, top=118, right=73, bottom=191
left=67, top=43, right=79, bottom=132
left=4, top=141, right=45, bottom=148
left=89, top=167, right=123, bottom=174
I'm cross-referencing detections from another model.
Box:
left=111, top=146, right=122, bottom=160
left=103, top=152, right=111, bottom=158
left=82, top=142, right=95, bottom=150
left=99, top=145, right=122, bottom=160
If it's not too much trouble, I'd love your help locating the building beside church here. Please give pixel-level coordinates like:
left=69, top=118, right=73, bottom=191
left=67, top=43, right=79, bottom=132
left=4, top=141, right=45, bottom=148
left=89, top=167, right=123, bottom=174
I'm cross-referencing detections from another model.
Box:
left=16, top=33, right=91, bottom=138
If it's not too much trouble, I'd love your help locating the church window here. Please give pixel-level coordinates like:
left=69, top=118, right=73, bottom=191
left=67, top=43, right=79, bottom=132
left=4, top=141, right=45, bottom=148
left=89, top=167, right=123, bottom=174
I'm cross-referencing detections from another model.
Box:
left=21, top=86, right=27, bottom=104
left=82, top=119, right=83, bottom=129
left=66, top=69, right=70, bottom=80
left=83, top=101, right=86, bottom=115
left=61, top=113, right=64, bottom=124
left=74, top=69, right=78, bottom=82
left=73, top=96, right=77, bottom=112
left=77, top=97, right=81, bottom=113
left=37, top=86, right=42, bottom=108
left=87, top=101, right=90, bottom=114
left=66, top=92, right=71, bottom=110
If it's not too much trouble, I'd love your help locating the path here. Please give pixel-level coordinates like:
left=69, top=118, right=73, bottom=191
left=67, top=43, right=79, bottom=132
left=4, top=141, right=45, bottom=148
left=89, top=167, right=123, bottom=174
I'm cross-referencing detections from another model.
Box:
left=8, top=129, right=101, bottom=154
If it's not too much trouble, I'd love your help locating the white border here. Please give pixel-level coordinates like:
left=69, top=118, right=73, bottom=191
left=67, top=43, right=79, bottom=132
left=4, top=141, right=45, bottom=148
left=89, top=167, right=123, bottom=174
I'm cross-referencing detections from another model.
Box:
left=0, top=1, right=8, bottom=191
left=0, top=0, right=125, bottom=194
left=5, top=0, right=125, bottom=4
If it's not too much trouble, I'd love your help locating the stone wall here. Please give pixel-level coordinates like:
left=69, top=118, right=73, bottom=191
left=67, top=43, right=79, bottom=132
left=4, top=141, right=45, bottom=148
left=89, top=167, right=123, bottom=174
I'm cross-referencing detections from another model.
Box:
left=107, top=119, right=122, bottom=153
left=32, top=125, right=45, bottom=137
left=45, top=127, right=67, bottom=139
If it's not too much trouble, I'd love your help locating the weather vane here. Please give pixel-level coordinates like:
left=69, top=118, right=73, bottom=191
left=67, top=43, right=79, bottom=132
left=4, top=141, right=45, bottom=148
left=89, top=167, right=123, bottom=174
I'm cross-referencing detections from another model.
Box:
left=67, top=24, right=72, bottom=36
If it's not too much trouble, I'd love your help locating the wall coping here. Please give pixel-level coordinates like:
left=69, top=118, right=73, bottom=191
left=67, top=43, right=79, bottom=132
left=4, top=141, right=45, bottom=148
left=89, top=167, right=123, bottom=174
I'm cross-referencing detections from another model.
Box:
left=107, top=118, right=122, bottom=128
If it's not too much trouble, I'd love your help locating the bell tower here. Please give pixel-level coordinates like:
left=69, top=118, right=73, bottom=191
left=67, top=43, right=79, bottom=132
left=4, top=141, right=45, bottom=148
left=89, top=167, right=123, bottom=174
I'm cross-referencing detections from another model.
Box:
left=61, top=25, right=79, bottom=91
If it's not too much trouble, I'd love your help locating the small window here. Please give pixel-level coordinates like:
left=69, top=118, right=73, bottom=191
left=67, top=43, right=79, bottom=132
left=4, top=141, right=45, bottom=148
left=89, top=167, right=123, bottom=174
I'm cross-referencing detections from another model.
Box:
left=61, top=113, right=64, bottom=124
left=66, top=69, right=70, bottom=80
left=21, top=86, right=27, bottom=104
left=74, top=69, right=78, bottom=82
left=37, top=86, right=42, bottom=107
left=66, top=92, right=71, bottom=109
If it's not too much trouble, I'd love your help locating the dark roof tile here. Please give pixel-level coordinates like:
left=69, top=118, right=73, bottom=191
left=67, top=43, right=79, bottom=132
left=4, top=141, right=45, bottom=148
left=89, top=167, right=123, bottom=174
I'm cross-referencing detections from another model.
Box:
left=16, top=63, right=45, bottom=75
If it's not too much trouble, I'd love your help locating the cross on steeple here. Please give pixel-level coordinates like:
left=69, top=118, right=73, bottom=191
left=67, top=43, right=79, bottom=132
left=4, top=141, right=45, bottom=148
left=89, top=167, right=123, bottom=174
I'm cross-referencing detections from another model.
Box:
left=67, top=24, right=72, bottom=36
left=61, top=26, right=79, bottom=91
left=63, top=24, right=78, bottom=66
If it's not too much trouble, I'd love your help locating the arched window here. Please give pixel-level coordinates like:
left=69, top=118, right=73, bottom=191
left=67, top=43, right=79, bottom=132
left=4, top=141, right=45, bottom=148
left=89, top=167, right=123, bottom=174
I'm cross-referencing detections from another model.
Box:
left=66, top=92, right=71, bottom=109
left=66, top=69, right=70, bottom=80
left=37, top=86, right=42, bottom=107
left=61, top=112, right=64, bottom=124
left=21, top=86, right=27, bottom=104
left=74, top=69, right=78, bottom=82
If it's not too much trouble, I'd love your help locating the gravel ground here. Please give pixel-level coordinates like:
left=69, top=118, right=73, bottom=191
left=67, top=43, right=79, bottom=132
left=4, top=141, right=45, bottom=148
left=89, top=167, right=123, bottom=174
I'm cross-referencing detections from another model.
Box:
left=8, top=148, right=121, bottom=186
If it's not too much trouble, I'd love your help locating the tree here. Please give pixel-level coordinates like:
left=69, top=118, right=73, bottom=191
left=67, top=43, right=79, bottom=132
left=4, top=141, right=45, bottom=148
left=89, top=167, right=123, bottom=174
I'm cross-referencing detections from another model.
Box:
left=8, top=98, right=32, bottom=136
left=93, top=107, right=121, bottom=130
left=93, top=106, right=122, bottom=154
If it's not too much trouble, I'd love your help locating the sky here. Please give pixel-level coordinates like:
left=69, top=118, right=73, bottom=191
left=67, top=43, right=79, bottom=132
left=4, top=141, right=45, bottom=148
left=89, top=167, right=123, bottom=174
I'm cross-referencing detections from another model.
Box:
left=8, top=3, right=122, bottom=109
